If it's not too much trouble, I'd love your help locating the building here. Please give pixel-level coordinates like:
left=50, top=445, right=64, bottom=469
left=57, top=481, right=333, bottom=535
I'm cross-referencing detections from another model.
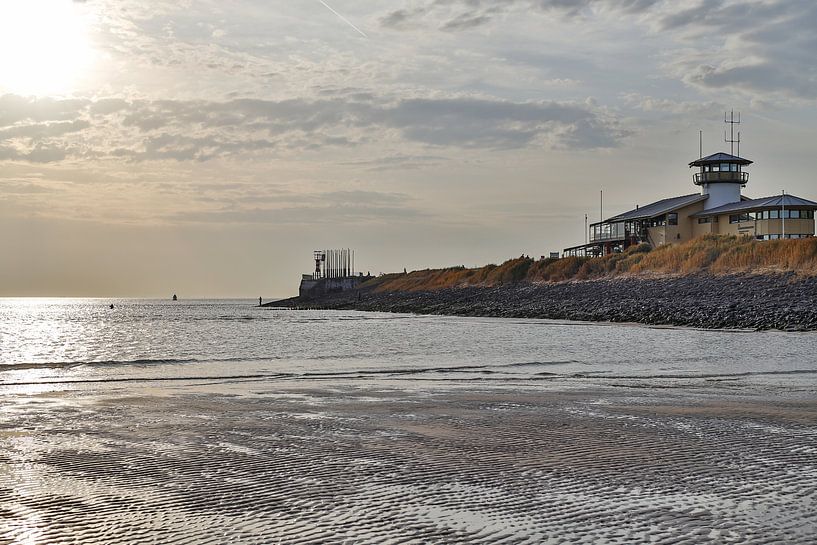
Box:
left=564, top=151, right=817, bottom=257
left=298, top=249, right=372, bottom=298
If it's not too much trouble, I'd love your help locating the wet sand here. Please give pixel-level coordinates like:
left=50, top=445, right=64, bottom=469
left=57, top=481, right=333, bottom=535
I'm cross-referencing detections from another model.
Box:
left=1, top=380, right=815, bottom=544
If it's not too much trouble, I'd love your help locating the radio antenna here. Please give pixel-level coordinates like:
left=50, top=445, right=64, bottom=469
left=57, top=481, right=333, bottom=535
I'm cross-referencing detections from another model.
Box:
left=724, top=110, right=741, bottom=156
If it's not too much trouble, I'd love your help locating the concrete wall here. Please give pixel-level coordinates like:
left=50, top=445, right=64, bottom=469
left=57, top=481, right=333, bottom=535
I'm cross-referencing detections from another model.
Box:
left=702, top=183, right=742, bottom=210
left=646, top=201, right=706, bottom=247
left=692, top=218, right=716, bottom=237
left=715, top=217, right=815, bottom=238
left=755, top=218, right=815, bottom=237
left=298, top=275, right=372, bottom=298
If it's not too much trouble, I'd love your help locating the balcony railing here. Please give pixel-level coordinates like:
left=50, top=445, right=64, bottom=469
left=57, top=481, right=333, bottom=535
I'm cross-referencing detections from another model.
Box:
left=693, top=171, right=749, bottom=185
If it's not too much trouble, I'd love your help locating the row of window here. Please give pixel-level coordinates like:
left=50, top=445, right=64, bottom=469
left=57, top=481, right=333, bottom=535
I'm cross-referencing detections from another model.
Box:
left=757, top=209, right=814, bottom=220
left=756, top=234, right=813, bottom=240
left=728, top=209, right=815, bottom=223
left=701, top=163, right=741, bottom=172
left=697, top=216, right=720, bottom=224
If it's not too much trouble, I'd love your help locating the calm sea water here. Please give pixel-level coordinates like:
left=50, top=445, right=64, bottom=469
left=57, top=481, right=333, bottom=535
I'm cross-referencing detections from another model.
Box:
left=1, top=298, right=816, bottom=389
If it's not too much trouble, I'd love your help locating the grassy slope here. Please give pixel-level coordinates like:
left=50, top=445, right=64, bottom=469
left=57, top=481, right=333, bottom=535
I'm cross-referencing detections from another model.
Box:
left=366, top=235, right=817, bottom=292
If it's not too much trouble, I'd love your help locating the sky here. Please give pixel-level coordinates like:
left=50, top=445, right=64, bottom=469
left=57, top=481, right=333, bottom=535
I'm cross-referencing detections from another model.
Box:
left=1, top=0, right=816, bottom=297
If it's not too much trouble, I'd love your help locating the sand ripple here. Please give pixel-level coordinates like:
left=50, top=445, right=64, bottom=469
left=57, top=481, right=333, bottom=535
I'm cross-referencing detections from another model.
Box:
left=1, top=386, right=815, bottom=544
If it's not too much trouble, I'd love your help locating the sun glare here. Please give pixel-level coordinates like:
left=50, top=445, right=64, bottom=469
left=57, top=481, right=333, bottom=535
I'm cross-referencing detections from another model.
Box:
left=0, top=1, right=96, bottom=96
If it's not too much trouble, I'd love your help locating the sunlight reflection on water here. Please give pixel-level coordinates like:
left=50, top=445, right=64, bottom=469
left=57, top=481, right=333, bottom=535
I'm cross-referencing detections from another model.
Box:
left=0, top=298, right=816, bottom=389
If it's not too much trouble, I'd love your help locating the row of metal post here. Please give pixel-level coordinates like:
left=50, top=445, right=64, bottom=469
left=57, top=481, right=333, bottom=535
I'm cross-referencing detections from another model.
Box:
left=323, top=249, right=354, bottom=279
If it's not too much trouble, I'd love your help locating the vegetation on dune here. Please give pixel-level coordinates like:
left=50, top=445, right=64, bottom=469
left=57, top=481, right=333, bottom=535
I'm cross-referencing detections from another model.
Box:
left=365, top=235, right=817, bottom=292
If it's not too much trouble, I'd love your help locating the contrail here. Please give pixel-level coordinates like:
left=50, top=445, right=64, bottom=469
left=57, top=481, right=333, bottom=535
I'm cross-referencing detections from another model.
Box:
left=316, top=0, right=368, bottom=37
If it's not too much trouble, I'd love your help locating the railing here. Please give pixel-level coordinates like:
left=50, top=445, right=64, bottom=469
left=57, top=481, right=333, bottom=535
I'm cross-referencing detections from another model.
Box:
left=693, top=171, right=749, bottom=184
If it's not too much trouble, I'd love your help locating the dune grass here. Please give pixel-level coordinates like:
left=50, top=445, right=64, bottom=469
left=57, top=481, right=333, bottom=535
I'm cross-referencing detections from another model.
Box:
left=367, top=235, right=817, bottom=292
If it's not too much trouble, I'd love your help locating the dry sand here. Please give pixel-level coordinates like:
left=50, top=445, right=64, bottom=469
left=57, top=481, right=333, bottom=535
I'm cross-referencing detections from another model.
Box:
left=1, top=380, right=815, bottom=544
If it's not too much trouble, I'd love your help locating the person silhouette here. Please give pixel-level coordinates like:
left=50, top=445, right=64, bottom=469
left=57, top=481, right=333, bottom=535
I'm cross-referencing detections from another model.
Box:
left=259, top=296, right=262, bottom=306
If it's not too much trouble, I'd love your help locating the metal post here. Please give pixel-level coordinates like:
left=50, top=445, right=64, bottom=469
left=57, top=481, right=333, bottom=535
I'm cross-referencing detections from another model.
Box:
left=782, top=190, right=786, bottom=239
left=600, top=190, right=603, bottom=222
left=585, top=214, right=588, bottom=245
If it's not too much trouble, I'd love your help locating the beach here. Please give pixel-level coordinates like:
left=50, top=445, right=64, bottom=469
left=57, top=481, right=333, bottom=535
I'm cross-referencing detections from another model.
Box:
left=2, top=379, right=816, bottom=544
left=1, top=302, right=816, bottom=544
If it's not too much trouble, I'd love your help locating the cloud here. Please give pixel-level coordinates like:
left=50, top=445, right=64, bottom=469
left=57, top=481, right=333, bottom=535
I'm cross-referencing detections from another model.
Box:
left=0, top=93, right=628, bottom=164
left=648, top=1, right=817, bottom=102
left=379, top=0, right=661, bottom=31
left=378, top=0, right=817, bottom=103
left=621, top=93, right=724, bottom=118
left=341, top=154, right=449, bottom=171
left=0, top=180, right=60, bottom=195
left=172, top=191, right=429, bottom=226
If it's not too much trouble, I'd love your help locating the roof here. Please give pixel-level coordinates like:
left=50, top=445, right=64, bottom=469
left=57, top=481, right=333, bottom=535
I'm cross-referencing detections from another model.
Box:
left=691, top=194, right=817, bottom=217
left=602, top=193, right=708, bottom=223
left=689, top=152, right=753, bottom=168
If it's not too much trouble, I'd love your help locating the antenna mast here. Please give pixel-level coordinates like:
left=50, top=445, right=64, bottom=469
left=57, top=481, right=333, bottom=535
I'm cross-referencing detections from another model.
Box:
left=724, top=110, right=741, bottom=156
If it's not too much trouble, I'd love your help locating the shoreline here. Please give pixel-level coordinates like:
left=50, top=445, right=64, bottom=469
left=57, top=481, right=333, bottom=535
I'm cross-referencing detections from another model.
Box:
left=269, top=272, right=817, bottom=331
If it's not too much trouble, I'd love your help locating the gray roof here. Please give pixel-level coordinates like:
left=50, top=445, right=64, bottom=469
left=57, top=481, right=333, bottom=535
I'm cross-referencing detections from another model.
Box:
left=603, top=193, right=708, bottom=223
left=692, top=194, right=817, bottom=217
left=689, top=152, right=753, bottom=167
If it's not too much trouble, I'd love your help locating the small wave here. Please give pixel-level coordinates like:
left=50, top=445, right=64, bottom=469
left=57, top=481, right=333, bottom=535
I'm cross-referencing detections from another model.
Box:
left=503, top=360, right=578, bottom=368
left=570, top=369, right=817, bottom=380
left=0, top=358, right=200, bottom=372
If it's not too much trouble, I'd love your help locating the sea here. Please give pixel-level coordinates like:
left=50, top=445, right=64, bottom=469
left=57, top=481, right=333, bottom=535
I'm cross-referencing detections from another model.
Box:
left=2, top=298, right=816, bottom=390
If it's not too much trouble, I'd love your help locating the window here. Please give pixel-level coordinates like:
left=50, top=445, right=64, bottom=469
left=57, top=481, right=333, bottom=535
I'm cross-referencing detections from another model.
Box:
left=789, top=210, right=800, bottom=219
left=731, top=164, right=739, bottom=172
left=667, top=213, right=678, bottom=226
left=648, top=214, right=666, bottom=227
left=758, top=210, right=769, bottom=220
left=729, top=213, right=753, bottom=224
left=720, top=163, right=731, bottom=171
left=770, top=210, right=779, bottom=219
left=698, top=217, right=711, bottom=224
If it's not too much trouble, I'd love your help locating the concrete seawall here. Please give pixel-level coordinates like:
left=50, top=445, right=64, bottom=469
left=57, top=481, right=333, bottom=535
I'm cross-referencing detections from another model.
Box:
left=295, top=275, right=373, bottom=299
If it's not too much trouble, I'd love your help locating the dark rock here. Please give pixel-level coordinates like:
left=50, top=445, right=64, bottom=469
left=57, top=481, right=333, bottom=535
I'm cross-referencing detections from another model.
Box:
left=270, top=273, right=817, bottom=331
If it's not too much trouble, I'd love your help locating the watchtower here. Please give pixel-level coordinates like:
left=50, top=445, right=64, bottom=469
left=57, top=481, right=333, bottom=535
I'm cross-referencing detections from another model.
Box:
left=689, top=152, right=752, bottom=210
